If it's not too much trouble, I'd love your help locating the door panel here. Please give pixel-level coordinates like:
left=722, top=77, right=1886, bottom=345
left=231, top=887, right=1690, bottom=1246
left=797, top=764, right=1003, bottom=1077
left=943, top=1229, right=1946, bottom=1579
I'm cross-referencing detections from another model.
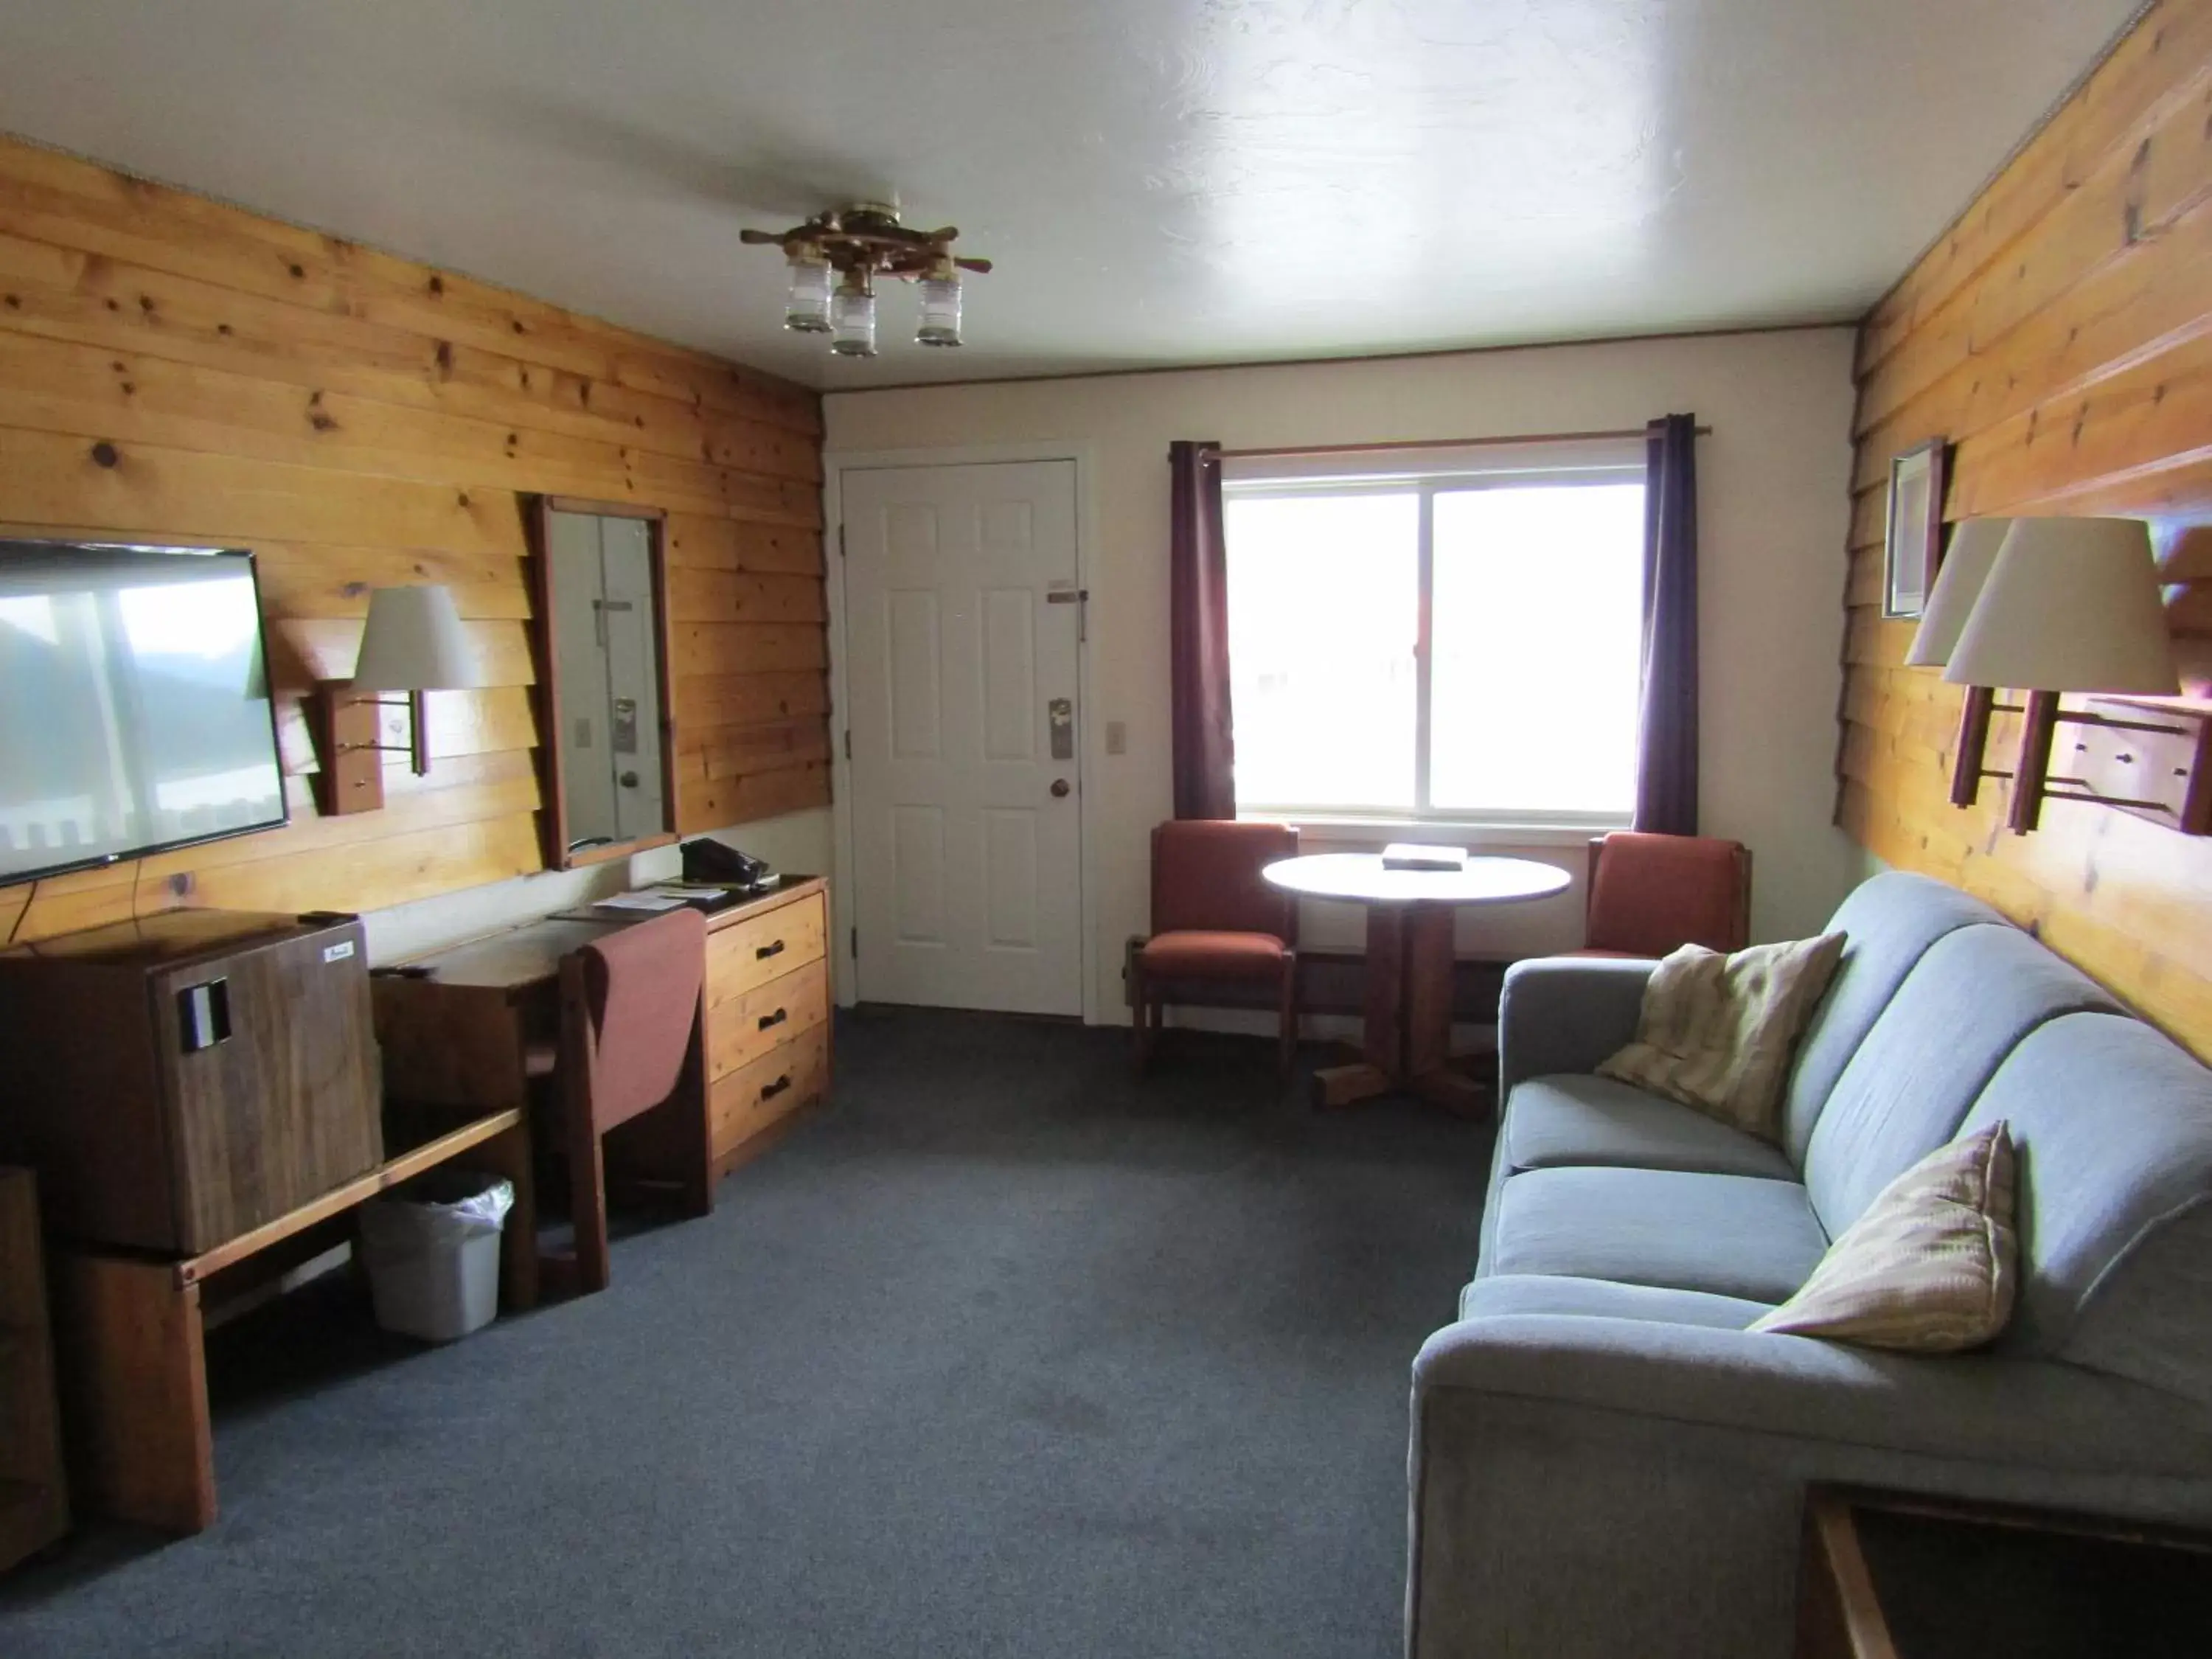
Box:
left=844, top=460, right=1082, bottom=1014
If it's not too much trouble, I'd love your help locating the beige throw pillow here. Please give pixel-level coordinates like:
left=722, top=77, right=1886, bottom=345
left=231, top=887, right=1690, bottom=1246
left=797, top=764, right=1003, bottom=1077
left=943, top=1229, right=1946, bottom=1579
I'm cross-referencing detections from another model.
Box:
left=1752, top=1121, right=2018, bottom=1351
left=1596, top=932, right=1846, bottom=1141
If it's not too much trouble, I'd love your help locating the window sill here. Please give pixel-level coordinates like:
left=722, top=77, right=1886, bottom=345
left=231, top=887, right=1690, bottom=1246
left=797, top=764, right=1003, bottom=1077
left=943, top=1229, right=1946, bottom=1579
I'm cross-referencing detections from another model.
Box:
left=1239, top=813, right=1629, bottom=850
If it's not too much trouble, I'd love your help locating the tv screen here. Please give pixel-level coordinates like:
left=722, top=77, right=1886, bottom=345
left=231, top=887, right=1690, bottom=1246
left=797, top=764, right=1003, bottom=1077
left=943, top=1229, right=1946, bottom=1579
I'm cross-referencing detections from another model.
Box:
left=0, top=541, right=288, bottom=885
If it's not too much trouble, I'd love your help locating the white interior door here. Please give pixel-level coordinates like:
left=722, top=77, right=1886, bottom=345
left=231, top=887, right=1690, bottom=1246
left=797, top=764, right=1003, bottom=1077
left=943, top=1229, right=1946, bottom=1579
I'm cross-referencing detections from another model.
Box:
left=598, top=517, right=665, bottom=844
left=843, top=460, right=1082, bottom=1015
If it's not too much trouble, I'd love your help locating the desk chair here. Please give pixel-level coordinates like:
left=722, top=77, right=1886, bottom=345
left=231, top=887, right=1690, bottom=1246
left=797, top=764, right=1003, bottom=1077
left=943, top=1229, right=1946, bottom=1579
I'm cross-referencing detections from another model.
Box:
left=544, top=907, right=712, bottom=1295
left=1574, top=831, right=1751, bottom=958
left=1132, top=820, right=1300, bottom=1077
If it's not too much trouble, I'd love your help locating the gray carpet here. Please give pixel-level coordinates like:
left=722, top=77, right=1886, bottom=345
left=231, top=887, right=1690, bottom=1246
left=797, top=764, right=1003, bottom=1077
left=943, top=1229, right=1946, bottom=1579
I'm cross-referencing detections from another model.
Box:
left=1, top=1009, right=1490, bottom=1658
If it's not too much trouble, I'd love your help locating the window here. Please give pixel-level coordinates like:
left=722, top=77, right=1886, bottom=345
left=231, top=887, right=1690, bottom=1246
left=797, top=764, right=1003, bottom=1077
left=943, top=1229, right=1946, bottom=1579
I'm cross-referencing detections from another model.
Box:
left=1224, top=444, right=1646, bottom=824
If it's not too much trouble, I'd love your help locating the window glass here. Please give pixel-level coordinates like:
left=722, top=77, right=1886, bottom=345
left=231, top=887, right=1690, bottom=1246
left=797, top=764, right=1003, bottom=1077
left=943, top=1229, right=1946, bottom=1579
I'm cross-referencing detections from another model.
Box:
left=1428, top=484, right=1644, bottom=814
left=1222, top=467, right=1644, bottom=822
left=1225, top=492, right=1419, bottom=811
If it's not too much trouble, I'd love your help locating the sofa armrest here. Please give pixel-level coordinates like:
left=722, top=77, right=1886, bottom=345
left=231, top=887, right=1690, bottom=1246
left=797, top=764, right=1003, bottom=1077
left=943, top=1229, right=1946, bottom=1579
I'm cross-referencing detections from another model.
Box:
left=1413, top=1315, right=2212, bottom=1477
left=1497, top=956, right=1656, bottom=1094
left=1408, top=1315, right=2212, bottom=1659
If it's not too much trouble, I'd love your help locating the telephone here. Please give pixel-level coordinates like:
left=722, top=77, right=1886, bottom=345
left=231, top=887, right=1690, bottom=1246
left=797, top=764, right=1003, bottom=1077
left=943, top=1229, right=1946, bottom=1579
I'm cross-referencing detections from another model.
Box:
left=681, top=838, right=773, bottom=889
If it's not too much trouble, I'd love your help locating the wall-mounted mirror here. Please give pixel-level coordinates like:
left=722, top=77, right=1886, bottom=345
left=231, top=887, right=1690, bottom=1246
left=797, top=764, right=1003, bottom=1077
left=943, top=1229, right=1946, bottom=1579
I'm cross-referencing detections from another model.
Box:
left=527, top=497, right=677, bottom=869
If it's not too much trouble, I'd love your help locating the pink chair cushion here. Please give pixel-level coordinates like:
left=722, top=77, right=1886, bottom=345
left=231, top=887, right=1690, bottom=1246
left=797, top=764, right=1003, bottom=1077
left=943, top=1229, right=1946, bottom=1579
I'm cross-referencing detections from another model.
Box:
left=1151, top=819, right=1298, bottom=940
left=1586, top=832, right=1748, bottom=956
left=579, top=907, right=706, bottom=1128
left=1140, top=929, right=1288, bottom=982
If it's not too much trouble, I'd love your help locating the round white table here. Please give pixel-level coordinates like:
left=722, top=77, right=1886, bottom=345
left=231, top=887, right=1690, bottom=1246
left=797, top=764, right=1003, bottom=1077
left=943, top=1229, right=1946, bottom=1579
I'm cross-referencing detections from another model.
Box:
left=1262, top=853, right=1572, bottom=1113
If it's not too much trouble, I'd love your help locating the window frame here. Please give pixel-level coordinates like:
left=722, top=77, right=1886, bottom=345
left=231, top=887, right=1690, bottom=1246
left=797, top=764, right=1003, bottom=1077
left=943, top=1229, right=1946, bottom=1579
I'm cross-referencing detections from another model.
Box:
left=1222, top=455, right=1647, bottom=835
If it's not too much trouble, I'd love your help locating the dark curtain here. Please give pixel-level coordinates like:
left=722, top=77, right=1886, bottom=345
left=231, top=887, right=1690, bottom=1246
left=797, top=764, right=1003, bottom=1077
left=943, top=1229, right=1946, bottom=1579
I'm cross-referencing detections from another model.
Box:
left=1635, top=414, right=1700, bottom=835
left=1168, top=439, right=1237, bottom=818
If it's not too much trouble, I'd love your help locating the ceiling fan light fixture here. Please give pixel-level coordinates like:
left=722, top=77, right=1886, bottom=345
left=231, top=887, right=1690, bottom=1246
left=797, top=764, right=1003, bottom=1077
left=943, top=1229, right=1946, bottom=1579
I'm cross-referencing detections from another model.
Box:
left=916, top=260, right=961, bottom=347
left=782, top=246, right=832, bottom=333
left=745, top=204, right=989, bottom=355
left=830, top=268, right=877, bottom=358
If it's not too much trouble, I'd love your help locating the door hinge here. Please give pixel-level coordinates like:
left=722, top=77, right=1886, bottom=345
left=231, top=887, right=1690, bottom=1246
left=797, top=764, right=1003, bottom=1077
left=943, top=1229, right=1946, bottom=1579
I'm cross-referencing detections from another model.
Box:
left=843, top=728, right=852, bottom=760
left=838, top=523, right=847, bottom=558
left=849, top=925, right=858, bottom=958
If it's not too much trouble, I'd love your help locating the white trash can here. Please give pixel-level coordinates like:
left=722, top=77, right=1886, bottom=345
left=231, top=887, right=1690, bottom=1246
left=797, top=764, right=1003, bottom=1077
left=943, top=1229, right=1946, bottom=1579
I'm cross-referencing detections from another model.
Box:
left=357, top=1170, right=515, bottom=1343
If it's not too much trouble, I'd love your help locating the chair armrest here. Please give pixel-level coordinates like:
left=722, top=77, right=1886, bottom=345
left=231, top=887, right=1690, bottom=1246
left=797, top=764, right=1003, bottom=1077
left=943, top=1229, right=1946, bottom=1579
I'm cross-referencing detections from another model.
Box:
left=1413, top=1315, right=2212, bottom=1477
left=1497, top=956, right=1656, bottom=1094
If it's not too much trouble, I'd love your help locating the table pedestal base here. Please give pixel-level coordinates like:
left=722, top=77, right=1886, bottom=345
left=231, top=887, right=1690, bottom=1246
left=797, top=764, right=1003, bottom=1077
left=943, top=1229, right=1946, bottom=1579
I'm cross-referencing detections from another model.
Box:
left=1313, top=1060, right=1486, bottom=1116
left=1310, top=902, right=1489, bottom=1117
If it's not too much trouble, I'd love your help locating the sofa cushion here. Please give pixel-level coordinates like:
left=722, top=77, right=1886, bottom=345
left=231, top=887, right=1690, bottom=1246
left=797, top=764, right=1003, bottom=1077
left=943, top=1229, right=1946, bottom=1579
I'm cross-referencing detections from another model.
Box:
left=1486, top=1166, right=1830, bottom=1304
left=1596, top=933, right=1846, bottom=1141
left=1801, top=924, right=2118, bottom=1238
left=1459, top=1272, right=1773, bottom=1329
left=1753, top=1121, right=2017, bottom=1352
left=1779, top=872, right=2007, bottom=1165
left=1961, top=1013, right=2212, bottom=1408
left=1503, top=1074, right=1794, bottom=1181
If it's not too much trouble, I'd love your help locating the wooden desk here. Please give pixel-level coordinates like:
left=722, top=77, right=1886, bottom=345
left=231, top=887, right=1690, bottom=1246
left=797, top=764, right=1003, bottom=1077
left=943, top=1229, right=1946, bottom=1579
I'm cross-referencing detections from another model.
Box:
left=1798, top=1487, right=2212, bottom=1658
left=371, top=916, right=622, bottom=1109
left=49, top=1107, right=534, bottom=1535
left=374, top=877, right=832, bottom=1180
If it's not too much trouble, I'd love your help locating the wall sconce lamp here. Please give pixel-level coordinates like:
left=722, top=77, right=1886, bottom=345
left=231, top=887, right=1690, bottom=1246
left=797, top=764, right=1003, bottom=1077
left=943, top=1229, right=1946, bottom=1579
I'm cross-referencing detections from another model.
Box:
left=1908, top=517, right=2186, bottom=835
left=310, top=585, right=484, bottom=817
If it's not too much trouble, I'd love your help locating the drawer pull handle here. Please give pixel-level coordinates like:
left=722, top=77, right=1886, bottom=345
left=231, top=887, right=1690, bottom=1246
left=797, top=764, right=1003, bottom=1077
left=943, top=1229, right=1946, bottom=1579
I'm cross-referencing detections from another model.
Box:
left=756, top=939, right=786, bottom=961
left=758, top=1007, right=788, bottom=1032
left=760, top=1074, right=792, bottom=1102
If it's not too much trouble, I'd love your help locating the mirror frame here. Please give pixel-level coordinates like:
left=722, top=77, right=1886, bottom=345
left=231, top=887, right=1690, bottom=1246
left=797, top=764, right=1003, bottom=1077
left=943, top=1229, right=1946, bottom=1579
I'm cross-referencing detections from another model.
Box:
left=524, top=495, right=681, bottom=871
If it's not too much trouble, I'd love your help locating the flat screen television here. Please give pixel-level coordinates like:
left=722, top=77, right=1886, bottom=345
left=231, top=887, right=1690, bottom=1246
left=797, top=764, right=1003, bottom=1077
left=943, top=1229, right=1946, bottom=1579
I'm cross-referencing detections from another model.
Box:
left=0, top=540, right=288, bottom=886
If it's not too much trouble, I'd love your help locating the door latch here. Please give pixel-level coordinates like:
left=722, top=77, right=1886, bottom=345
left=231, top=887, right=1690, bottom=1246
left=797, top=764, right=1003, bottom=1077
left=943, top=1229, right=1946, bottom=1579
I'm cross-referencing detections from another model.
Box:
left=1046, top=585, right=1088, bottom=640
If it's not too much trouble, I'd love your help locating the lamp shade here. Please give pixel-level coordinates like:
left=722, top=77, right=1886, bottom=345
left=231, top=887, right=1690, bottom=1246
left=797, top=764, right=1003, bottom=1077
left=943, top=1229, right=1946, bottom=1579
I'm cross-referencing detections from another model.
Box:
left=1942, top=517, right=2177, bottom=693
left=349, top=585, right=482, bottom=691
left=1904, top=518, right=2009, bottom=667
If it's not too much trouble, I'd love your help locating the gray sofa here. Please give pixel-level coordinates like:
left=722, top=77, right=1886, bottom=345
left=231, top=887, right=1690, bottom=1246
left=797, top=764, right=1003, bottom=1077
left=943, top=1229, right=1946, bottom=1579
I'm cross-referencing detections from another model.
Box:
left=1408, top=871, right=2212, bottom=1659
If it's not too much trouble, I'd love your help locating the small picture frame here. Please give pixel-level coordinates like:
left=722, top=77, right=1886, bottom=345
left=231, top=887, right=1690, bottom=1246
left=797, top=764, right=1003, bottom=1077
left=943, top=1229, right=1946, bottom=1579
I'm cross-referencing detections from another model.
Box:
left=1883, top=438, right=1948, bottom=620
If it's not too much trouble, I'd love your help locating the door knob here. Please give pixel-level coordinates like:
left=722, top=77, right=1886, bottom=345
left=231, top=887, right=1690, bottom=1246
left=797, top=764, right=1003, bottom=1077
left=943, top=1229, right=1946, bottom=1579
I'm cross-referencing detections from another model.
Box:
left=1050, top=778, right=1071, bottom=798
left=619, top=771, right=640, bottom=788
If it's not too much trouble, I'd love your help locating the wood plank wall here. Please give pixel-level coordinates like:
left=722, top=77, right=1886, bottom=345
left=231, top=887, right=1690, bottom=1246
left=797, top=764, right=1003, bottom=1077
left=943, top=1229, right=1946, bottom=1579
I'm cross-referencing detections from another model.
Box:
left=1840, top=0, right=2212, bottom=1057
left=0, top=135, right=830, bottom=946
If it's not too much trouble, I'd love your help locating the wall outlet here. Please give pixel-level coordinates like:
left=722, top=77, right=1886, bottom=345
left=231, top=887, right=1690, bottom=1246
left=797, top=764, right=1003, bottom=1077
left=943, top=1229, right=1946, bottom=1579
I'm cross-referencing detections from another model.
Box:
left=1105, top=720, right=1127, bottom=755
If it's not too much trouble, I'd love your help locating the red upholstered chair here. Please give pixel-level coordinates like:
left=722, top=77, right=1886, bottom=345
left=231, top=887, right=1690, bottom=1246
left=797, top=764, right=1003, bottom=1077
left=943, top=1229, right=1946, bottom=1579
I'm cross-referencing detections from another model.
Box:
left=1575, top=832, right=1752, bottom=958
left=1133, top=820, right=1301, bottom=1077
left=546, top=907, right=712, bottom=1295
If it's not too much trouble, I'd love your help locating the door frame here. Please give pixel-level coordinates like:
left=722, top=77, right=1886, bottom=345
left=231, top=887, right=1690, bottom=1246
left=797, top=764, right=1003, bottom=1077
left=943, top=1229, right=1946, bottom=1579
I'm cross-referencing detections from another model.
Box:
left=824, top=442, right=1102, bottom=1023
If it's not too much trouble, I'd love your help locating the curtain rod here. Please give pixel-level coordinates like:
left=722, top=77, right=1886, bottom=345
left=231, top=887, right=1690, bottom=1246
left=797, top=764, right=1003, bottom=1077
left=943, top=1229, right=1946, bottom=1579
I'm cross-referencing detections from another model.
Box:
left=1202, top=425, right=1711, bottom=462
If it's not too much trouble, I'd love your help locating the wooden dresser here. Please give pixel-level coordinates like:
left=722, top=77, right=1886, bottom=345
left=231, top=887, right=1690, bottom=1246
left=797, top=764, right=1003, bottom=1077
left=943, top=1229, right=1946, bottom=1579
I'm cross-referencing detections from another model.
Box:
left=375, top=877, right=832, bottom=1178
left=698, top=878, right=832, bottom=1175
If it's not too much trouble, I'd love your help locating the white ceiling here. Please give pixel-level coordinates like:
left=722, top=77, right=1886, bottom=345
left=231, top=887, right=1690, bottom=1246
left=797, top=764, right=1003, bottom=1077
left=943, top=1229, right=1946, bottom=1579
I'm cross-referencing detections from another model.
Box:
left=0, top=1, right=2143, bottom=391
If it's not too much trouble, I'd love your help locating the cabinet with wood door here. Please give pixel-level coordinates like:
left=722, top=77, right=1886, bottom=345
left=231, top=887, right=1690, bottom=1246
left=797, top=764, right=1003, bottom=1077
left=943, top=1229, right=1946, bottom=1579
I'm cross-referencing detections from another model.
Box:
left=702, top=878, right=831, bottom=1173
left=0, top=1169, right=69, bottom=1570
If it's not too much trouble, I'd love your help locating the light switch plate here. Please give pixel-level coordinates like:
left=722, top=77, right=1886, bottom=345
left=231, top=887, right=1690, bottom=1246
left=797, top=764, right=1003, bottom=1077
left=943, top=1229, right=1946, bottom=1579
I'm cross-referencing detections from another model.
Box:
left=1105, top=720, right=1127, bottom=755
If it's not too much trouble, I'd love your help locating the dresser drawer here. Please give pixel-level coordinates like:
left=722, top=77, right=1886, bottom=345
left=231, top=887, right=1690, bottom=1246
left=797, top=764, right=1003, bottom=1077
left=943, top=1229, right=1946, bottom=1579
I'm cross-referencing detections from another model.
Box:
left=708, top=893, right=827, bottom=1004
left=710, top=1028, right=827, bottom=1159
left=708, top=958, right=829, bottom=1082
